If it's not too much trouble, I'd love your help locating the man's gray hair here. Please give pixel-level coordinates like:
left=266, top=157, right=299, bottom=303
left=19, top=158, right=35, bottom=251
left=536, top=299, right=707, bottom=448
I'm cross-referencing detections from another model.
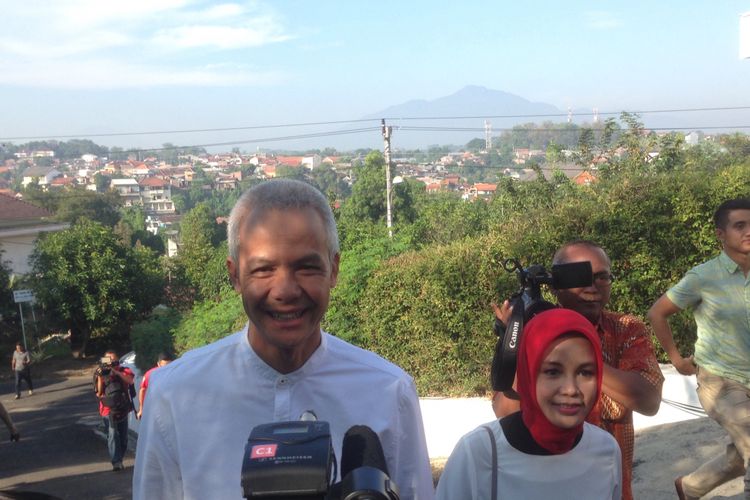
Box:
left=227, top=179, right=339, bottom=263
left=552, top=240, right=611, bottom=267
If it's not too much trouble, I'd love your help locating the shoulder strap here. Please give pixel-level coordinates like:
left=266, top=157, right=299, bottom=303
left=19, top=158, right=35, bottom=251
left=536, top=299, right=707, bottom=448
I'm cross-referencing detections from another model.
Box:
left=481, top=424, right=498, bottom=500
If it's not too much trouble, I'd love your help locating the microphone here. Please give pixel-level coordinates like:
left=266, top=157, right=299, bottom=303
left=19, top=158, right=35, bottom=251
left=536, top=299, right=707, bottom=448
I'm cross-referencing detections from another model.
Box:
left=340, top=425, right=389, bottom=478
left=336, top=425, right=399, bottom=500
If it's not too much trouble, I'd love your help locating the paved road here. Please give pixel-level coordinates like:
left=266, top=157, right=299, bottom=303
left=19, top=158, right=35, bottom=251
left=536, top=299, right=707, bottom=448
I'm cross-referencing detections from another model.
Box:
left=0, top=373, right=133, bottom=500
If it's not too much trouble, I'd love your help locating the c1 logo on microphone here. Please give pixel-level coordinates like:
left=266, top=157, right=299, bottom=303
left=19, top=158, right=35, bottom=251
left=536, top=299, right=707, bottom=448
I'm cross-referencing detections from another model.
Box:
left=250, top=444, right=278, bottom=459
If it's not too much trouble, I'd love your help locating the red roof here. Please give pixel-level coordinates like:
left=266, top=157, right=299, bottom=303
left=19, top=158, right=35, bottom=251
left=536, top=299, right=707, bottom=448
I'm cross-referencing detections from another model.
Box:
left=276, top=156, right=303, bottom=167
left=0, top=193, right=52, bottom=220
left=474, top=183, right=497, bottom=192
left=50, top=176, right=74, bottom=186
left=139, top=177, right=168, bottom=187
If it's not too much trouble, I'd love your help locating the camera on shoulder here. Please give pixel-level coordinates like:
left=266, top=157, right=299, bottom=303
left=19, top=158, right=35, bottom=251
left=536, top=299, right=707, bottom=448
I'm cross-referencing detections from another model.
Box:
left=97, top=356, right=119, bottom=377
left=491, top=259, right=593, bottom=392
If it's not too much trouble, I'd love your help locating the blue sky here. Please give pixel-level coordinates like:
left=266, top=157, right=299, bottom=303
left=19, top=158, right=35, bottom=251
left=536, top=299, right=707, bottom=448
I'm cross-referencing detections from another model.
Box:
left=1, top=1, right=749, bottom=151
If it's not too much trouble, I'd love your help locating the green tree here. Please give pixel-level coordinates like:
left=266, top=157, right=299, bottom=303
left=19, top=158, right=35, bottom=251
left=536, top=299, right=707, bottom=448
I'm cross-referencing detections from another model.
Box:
left=55, top=189, right=122, bottom=227
left=466, top=138, right=486, bottom=152
left=175, top=203, right=227, bottom=301
left=30, top=219, right=164, bottom=354
left=0, top=248, right=14, bottom=322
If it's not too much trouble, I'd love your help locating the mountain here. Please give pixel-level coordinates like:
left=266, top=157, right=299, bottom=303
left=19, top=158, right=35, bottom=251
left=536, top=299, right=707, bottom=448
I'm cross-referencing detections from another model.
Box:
left=367, top=85, right=561, bottom=121
left=340, top=85, right=565, bottom=150
left=323, top=85, right=750, bottom=152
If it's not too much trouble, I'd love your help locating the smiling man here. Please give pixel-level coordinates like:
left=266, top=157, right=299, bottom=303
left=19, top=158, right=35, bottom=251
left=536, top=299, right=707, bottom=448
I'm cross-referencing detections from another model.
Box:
left=492, top=240, right=663, bottom=500
left=132, top=179, right=434, bottom=500
left=649, top=198, right=750, bottom=500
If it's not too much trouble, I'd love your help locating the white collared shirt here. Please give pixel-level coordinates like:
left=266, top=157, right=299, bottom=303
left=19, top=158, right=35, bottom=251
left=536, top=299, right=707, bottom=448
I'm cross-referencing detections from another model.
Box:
left=133, top=326, right=435, bottom=500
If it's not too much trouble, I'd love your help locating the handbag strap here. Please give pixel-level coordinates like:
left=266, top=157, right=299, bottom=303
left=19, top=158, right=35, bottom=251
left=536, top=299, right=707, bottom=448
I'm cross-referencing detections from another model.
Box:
left=481, top=424, right=498, bottom=500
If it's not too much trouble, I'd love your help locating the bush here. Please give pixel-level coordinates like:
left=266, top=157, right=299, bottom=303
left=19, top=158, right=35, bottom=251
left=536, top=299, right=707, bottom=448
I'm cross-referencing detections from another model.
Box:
left=130, top=307, right=182, bottom=371
left=346, top=163, right=750, bottom=395
left=171, top=288, right=245, bottom=354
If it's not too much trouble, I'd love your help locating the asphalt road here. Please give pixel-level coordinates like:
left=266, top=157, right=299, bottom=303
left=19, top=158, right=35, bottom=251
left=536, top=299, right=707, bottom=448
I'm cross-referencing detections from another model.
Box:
left=0, top=373, right=133, bottom=500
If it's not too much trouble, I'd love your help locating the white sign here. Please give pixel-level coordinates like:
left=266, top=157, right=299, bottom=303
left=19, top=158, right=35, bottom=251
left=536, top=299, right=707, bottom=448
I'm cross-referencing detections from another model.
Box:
left=741, top=12, right=750, bottom=60
left=13, top=290, right=34, bottom=303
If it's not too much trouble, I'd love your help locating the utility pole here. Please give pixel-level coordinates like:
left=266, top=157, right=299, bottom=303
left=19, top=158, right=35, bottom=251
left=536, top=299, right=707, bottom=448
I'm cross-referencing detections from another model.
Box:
left=382, top=119, right=394, bottom=238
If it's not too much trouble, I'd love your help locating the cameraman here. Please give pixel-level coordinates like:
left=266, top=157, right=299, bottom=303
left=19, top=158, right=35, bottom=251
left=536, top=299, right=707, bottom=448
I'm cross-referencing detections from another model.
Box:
left=492, top=241, right=663, bottom=500
left=95, top=350, right=134, bottom=471
left=133, top=180, right=434, bottom=500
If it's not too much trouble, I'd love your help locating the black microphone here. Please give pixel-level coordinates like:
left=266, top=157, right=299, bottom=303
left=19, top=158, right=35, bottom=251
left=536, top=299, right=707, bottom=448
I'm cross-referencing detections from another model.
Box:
left=336, top=425, right=399, bottom=500
left=340, top=425, right=389, bottom=478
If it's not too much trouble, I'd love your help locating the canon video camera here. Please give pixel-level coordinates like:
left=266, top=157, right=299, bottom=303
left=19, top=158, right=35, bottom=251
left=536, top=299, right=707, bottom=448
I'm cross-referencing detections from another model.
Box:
left=491, top=259, right=593, bottom=392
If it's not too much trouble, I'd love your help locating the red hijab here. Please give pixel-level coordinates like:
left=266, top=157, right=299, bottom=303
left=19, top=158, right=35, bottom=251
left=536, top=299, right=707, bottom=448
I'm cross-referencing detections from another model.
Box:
left=516, top=308, right=603, bottom=454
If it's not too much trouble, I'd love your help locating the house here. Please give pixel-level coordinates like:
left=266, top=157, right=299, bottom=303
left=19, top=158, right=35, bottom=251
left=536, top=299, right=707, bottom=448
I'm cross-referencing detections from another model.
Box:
left=48, top=176, right=75, bottom=189
left=21, top=167, right=61, bottom=188
left=301, top=155, right=322, bottom=170
left=573, top=171, right=598, bottom=186
left=110, top=178, right=141, bottom=207
left=0, top=194, right=69, bottom=276
left=138, top=177, right=175, bottom=214
left=276, top=156, right=303, bottom=168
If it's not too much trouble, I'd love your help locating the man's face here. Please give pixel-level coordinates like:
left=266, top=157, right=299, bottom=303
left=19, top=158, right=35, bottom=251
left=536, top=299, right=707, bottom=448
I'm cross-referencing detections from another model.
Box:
left=552, top=245, right=612, bottom=324
left=717, top=209, right=750, bottom=257
left=227, top=208, right=339, bottom=365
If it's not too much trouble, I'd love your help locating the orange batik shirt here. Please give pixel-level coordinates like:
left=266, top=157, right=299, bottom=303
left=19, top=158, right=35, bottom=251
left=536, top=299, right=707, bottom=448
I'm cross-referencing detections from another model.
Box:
left=587, top=311, right=664, bottom=500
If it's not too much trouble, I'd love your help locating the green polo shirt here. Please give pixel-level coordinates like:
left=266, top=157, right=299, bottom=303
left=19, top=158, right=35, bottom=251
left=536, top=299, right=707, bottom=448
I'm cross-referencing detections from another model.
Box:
left=667, top=251, right=750, bottom=388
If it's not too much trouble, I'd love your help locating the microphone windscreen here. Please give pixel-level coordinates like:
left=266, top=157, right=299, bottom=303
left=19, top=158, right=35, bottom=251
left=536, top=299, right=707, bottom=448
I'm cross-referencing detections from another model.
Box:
left=340, top=425, right=389, bottom=478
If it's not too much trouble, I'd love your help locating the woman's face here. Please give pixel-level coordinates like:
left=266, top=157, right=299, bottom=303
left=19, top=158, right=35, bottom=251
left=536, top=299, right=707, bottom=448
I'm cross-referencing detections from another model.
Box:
left=535, top=335, right=598, bottom=429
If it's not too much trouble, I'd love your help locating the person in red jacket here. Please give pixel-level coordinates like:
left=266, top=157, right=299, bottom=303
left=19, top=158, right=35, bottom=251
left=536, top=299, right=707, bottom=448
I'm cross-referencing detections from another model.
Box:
left=95, top=350, right=134, bottom=471
left=137, top=352, right=174, bottom=420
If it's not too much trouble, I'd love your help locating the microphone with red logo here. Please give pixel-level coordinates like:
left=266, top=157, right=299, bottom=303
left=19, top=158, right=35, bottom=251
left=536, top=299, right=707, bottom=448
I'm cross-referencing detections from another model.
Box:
left=330, top=425, right=399, bottom=500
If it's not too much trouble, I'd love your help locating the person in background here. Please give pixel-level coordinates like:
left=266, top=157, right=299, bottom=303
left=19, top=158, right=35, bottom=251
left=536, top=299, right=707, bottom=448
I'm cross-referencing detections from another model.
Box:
left=137, top=352, right=174, bottom=420
left=437, top=308, right=621, bottom=499
left=492, top=240, right=663, bottom=500
left=95, top=350, right=134, bottom=471
left=649, top=198, right=750, bottom=500
left=11, top=342, right=33, bottom=399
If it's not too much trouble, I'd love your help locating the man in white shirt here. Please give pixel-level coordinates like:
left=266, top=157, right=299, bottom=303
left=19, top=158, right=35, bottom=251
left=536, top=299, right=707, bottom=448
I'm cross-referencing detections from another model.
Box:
left=133, top=179, right=434, bottom=500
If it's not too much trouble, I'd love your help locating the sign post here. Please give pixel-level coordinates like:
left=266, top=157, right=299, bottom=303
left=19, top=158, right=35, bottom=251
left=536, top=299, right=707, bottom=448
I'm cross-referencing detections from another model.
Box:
left=13, top=290, right=35, bottom=351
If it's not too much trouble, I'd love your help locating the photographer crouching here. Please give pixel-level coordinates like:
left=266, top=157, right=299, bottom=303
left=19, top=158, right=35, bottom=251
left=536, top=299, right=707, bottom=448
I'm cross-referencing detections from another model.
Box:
left=95, top=350, right=134, bottom=471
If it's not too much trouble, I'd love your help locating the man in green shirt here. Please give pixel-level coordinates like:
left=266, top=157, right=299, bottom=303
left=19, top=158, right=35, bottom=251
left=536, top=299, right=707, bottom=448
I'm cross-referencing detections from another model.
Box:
left=649, top=198, right=750, bottom=500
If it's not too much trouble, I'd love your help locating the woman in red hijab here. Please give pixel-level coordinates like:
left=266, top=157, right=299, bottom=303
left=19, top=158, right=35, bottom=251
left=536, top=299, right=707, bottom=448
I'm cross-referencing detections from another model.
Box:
left=437, top=308, right=622, bottom=500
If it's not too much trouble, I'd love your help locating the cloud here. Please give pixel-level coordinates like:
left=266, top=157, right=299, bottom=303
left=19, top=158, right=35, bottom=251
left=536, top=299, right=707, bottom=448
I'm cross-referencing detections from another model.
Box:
left=0, top=0, right=292, bottom=89
left=584, top=11, right=623, bottom=30
left=152, top=18, right=292, bottom=50
left=0, top=58, right=285, bottom=89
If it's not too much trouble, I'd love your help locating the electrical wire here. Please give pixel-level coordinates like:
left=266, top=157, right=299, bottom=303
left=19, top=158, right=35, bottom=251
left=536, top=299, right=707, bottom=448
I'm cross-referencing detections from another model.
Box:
left=2, top=105, right=750, bottom=142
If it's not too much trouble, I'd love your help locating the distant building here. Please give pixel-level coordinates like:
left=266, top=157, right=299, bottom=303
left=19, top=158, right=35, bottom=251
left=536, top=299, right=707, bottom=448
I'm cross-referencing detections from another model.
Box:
left=139, top=177, right=175, bottom=214
left=21, top=167, right=61, bottom=188
left=111, top=178, right=141, bottom=207
left=0, top=194, right=68, bottom=276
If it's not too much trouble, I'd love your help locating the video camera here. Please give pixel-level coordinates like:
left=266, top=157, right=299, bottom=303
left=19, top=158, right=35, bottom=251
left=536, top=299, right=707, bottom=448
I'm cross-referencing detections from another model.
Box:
left=491, top=259, right=593, bottom=392
left=96, top=356, right=119, bottom=377
left=241, top=420, right=398, bottom=500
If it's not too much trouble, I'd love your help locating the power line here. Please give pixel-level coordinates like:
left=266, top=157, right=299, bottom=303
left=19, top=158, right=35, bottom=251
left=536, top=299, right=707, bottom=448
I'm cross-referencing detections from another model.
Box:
left=3, top=105, right=750, bottom=142
left=398, top=125, right=750, bottom=132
